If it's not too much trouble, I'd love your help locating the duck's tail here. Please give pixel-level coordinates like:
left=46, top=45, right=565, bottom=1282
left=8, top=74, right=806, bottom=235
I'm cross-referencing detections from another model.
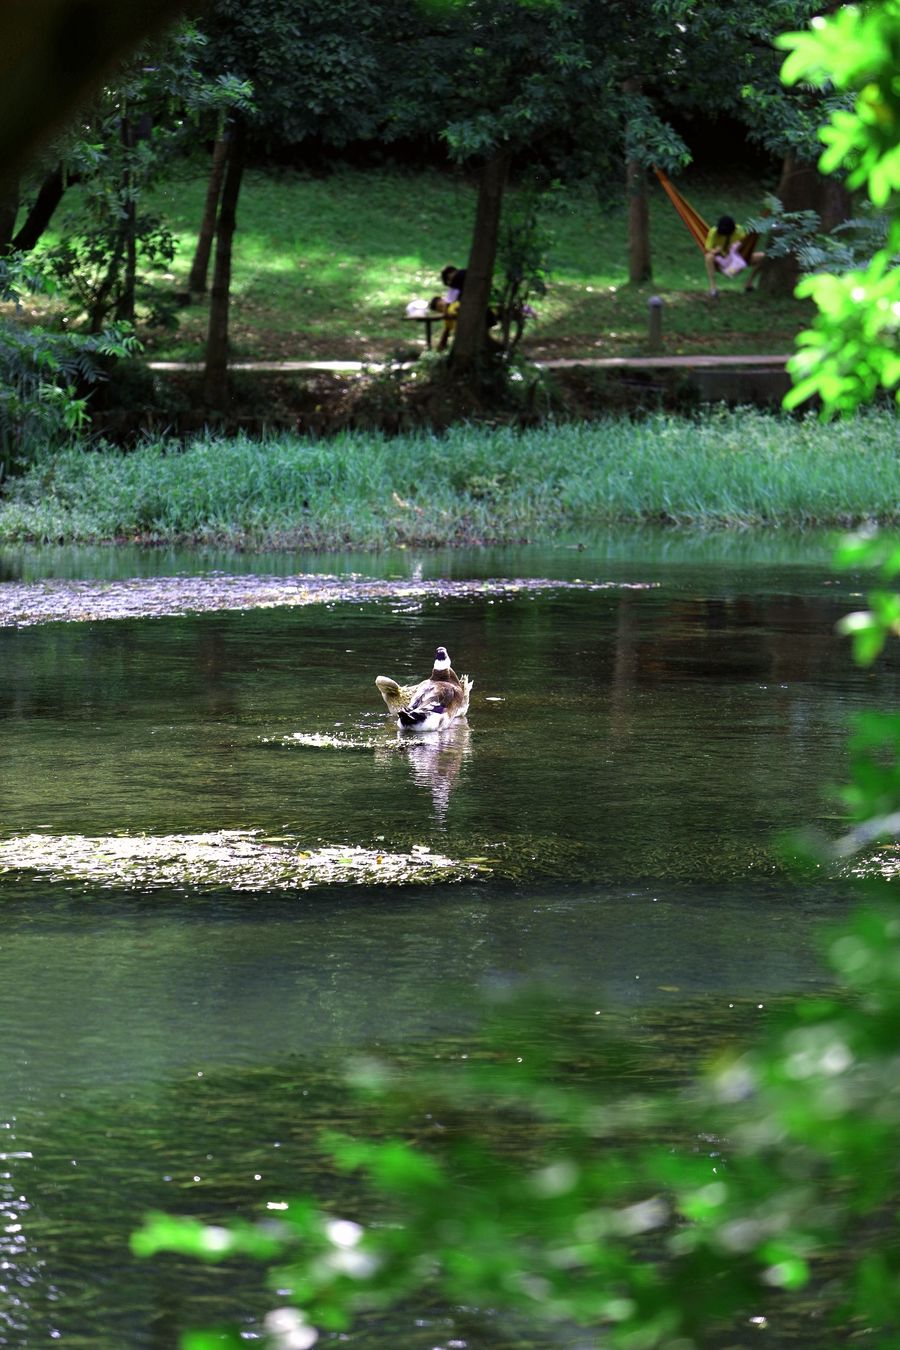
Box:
left=376, top=675, right=413, bottom=714
left=398, top=706, right=431, bottom=728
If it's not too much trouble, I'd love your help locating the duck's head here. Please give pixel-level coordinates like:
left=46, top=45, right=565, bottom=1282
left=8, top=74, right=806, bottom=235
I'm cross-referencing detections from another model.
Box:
left=433, top=646, right=451, bottom=673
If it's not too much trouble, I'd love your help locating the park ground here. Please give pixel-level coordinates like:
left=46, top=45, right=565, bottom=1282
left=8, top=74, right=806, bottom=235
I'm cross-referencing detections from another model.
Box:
left=13, top=163, right=808, bottom=367
left=7, top=162, right=812, bottom=434
left=134, top=164, right=805, bottom=365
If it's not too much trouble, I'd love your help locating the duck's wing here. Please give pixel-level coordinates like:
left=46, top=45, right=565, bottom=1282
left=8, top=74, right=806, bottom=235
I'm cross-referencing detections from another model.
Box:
left=405, top=677, right=469, bottom=720
left=408, top=677, right=452, bottom=710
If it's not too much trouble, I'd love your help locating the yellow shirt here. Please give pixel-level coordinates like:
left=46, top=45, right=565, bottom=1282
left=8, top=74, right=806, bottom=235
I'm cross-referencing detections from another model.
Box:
left=705, top=224, right=747, bottom=253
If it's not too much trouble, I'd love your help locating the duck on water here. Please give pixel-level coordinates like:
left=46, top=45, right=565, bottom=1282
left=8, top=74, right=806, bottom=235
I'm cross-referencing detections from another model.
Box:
left=376, top=646, right=472, bottom=732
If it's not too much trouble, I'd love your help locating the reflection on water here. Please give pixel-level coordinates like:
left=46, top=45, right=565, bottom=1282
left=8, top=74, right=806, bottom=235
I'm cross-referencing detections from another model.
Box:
left=0, top=539, right=893, bottom=1347
left=375, top=720, right=472, bottom=823
left=0, top=527, right=847, bottom=585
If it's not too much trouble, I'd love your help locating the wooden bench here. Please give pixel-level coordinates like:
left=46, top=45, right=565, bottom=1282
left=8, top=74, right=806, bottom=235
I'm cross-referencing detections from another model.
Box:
left=403, top=307, right=533, bottom=350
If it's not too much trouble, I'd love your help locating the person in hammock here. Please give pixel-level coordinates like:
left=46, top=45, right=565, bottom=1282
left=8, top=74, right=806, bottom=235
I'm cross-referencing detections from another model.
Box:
left=704, top=215, right=764, bottom=297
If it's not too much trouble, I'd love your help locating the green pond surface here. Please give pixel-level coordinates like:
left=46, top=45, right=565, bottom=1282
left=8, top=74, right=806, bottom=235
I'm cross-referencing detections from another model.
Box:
left=0, top=530, right=891, bottom=1348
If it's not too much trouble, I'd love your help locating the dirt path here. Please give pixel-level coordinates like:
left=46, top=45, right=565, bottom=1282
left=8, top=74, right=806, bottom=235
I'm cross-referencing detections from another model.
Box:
left=148, top=354, right=791, bottom=374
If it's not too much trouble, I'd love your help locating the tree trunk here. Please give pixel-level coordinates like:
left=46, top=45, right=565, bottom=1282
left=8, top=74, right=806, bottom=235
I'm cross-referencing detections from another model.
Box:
left=760, top=151, right=854, bottom=297
left=818, top=174, right=854, bottom=234
left=12, top=164, right=72, bottom=251
left=116, top=206, right=138, bottom=323
left=0, top=178, right=19, bottom=252
left=450, top=148, right=510, bottom=374
left=626, top=158, right=652, bottom=284
left=189, top=135, right=228, bottom=294
left=204, top=118, right=246, bottom=410
left=90, top=231, right=126, bottom=332
left=115, top=117, right=137, bottom=325
left=623, top=77, right=652, bottom=284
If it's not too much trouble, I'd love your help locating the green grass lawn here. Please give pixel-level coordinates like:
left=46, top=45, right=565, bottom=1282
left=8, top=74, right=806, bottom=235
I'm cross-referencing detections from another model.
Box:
left=20, top=163, right=811, bottom=364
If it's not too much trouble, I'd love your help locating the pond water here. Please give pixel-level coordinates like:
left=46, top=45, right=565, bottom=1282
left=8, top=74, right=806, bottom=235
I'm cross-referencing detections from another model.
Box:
left=0, top=532, right=891, bottom=1348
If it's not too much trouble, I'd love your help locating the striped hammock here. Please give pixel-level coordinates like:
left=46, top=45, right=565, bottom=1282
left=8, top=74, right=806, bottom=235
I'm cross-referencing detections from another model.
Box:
left=654, top=167, right=758, bottom=261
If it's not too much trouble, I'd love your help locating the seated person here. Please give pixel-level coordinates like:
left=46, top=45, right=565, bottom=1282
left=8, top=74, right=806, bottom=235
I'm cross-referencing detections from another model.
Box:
left=704, top=215, right=764, bottom=297
left=440, top=264, right=466, bottom=303
left=429, top=294, right=459, bottom=351
left=430, top=293, right=503, bottom=351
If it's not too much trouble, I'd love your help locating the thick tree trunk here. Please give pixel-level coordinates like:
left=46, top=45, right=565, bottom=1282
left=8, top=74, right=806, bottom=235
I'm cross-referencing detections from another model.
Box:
left=204, top=118, right=246, bottom=410
left=623, top=77, right=652, bottom=284
left=760, top=151, right=854, bottom=297
left=0, top=178, right=19, bottom=252
left=818, top=174, right=854, bottom=233
left=188, top=135, right=228, bottom=294
left=12, top=164, right=72, bottom=251
left=450, top=148, right=510, bottom=374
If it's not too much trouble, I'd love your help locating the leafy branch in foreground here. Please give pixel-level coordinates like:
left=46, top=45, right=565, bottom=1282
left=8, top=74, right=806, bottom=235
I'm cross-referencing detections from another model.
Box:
left=778, top=2, right=900, bottom=413
left=133, top=810, right=900, bottom=1348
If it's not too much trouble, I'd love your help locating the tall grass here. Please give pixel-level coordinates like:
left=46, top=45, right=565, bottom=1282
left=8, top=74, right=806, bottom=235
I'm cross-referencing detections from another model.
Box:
left=3, top=409, right=898, bottom=548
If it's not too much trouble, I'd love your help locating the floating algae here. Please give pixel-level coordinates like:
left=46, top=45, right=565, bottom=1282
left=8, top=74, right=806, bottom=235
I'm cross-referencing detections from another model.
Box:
left=0, top=828, right=607, bottom=892
left=0, top=830, right=482, bottom=891
left=0, top=573, right=655, bottom=628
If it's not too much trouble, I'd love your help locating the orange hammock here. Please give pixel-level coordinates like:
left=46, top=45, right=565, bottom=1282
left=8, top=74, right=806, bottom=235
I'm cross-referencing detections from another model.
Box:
left=653, top=166, right=758, bottom=261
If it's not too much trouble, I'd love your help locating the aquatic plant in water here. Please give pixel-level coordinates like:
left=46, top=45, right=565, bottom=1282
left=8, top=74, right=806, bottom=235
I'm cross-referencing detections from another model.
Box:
left=0, top=830, right=480, bottom=890
left=0, top=574, right=643, bottom=629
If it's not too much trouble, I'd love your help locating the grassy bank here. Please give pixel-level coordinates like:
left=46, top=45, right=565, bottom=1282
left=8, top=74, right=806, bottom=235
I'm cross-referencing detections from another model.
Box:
left=14, top=165, right=808, bottom=364
left=2, top=409, right=898, bottom=548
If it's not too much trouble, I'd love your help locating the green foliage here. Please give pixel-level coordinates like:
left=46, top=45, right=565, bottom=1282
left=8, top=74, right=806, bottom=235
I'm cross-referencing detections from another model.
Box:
left=835, top=532, right=900, bottom=666
left=0, top=251, right=53, bottom=307
left=44, top=217, right=178, bottom=332
left=778, top=1, right=900, bottom=414
left=738, top=81, right=853, bottom=165
left=134, top=848, right=900, bottom=1347
left=780, top=3, right=900, bottom=204
left=41, top=19, right=251, bottom=332
left=385, top=0, right=622, bottom=165
left=492, top=183, right=559, bottom=353
left=648, top=0, right=825, bottom=160
left=201, top=0, right=386, bottom=146
left=0, top=319, right=139, bottom=475
left=623, top=100, right=690, bottom=176
left=748, top=195, right=895, bottom=275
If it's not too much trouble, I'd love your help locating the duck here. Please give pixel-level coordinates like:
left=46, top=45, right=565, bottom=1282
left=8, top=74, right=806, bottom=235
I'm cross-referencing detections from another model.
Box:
left=375, top=646, right=472, bottom=732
